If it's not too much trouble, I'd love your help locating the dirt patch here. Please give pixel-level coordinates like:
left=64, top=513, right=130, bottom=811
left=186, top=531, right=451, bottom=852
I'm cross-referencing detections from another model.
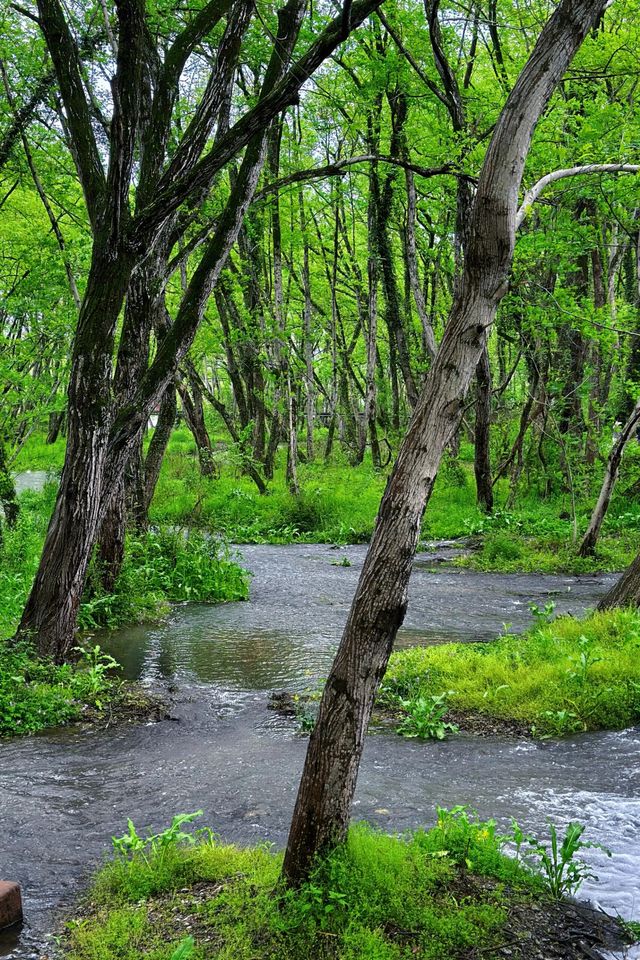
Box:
left=74, top=684, right=170, bottom=731
left=486, top=894, right=633, bottom=959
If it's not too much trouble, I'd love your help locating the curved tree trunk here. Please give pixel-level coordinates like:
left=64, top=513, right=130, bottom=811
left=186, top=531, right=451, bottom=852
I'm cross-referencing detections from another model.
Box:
left=282, top=0, right=608, bottom=886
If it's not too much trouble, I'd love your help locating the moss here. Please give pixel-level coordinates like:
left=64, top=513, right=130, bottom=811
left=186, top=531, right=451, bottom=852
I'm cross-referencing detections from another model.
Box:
left=62, top=818, right=540, bottom=960
left=381, top=608, right=640, bottom=736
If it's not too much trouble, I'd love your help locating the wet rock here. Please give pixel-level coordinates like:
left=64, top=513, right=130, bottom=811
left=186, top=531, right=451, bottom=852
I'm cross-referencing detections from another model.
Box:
left=0, top=881, right=23, bottom=930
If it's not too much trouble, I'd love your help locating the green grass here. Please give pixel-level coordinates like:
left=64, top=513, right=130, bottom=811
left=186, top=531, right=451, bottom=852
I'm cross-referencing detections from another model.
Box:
left=380, top=609, right=640, bottom=736
left=12, top=427, right=640, bottom=572
left=0, top=640, right=126, bottom=736
left=0, top=487, right=248, bottom=737
left=64, top=812, right=547, bottom=960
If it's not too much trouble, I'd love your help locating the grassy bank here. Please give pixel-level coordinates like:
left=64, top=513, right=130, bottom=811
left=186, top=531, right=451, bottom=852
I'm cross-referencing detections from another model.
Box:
left=0, top=486, right=248, bottom=737
left=61, top=809, right=631, bottom=960
left=381, top=609, right=640, bottom=737
left=13, top=428, right=640, bottom=572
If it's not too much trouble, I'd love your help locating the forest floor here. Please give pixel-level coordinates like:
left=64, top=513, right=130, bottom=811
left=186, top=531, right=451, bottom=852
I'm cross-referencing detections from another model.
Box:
left=15, top=426, right=640, bottom=575
left=51, top=819, right=636, bottom=960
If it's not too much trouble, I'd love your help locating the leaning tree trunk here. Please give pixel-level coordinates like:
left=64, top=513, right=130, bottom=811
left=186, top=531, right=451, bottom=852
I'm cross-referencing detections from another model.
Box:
left=474, top=346, right=493, bottom=513
left=579, top=396, right=640, bottom=557
left=598, top=551, right=640, bottom=610
left=17, top=246, right=134, bottom=661
left=282, top=0, right=608, bottom=886
left=143, top=379, right=177, bottom=516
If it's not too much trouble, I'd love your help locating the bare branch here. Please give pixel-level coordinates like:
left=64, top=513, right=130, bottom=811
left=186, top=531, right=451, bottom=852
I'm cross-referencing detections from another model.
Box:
left=253, top=154, right=471, bottom=200
left=516, top=164, right=640, bottom=229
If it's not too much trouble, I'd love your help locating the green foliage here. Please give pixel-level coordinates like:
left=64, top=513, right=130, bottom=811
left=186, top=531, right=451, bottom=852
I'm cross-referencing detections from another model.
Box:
left=515, top=821, right=611, bottom=900
left=80, top=530, right=249, bottom=630
left=65, top=814, right=551, bottom=960
left=0, top=640, right=120, bottom=737
left=150, top=430, right=386, bottom=544
left=396, top=692, right=459, bottom=740
left=381, top=609, right=640, bottom=736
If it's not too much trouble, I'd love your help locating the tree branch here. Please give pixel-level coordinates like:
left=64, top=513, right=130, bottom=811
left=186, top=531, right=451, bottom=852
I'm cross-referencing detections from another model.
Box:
left=253, top=154, right=471, bottom=200
left=36, top=0, right=106, bottom=229
left=133, top=0, right=386, bottom=240
left=516, top=164, right=640, bottom=229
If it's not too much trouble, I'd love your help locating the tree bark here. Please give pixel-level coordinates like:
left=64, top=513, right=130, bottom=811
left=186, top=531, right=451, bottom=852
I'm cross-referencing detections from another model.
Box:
left=579, top=397, right=640, bottom=557
left=598, top=552, right=640, bottom=611
left=474, top=346, right=493, bottom=512
left=282, top=0, right=608, bottom=885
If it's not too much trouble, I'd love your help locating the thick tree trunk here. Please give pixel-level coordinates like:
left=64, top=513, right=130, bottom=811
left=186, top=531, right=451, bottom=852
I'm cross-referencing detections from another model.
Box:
left=17, top=245, right=134, bottom=660
left=598, top=552, right=640, bottom=610
left=474, top=346, right=493, bottom=512
left=579, top=397, right=640, bottom=557
left=282, top=0, right=607, bottom=885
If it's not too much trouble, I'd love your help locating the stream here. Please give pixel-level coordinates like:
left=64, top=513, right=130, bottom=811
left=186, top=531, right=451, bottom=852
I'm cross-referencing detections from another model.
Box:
left=1, top=543, right=638, bottom=958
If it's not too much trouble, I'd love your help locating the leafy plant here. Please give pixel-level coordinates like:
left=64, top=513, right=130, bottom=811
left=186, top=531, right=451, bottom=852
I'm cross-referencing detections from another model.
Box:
left=504, top=820, right=611, bottom=899
left=170, top=938, right=194, bottom=960
left=528, top=600, right=556, bottom=625
left=566, top=634, right=603, bottom=686
left=396, top=692, right=459, bottom=740
left=112, top=812, right=206, bottom=866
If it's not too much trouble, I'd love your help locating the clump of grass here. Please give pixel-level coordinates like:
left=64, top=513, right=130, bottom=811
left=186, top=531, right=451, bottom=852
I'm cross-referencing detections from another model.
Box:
left=381, top=609, right=640, bottom=736
left=64, top=811, right=547, bottom=960
left=0, top=640, right=122, bottom=736
left=79, top=530, right=249, bottom=630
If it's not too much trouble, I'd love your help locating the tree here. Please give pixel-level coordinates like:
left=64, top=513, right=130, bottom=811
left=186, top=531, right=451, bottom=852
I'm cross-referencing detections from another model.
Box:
left=13, top=0, right=385, bottom=662
left=282, top=0, right=610, bottom=885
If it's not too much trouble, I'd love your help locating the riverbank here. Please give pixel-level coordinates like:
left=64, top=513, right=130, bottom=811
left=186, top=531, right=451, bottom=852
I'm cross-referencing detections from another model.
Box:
left=54, top=814, right=635, bottom=960
left=0, top=486, right=248, bottom=738
left=381, top=608, right=640, bottom=737
left=14, top=429, right=640, bottom=574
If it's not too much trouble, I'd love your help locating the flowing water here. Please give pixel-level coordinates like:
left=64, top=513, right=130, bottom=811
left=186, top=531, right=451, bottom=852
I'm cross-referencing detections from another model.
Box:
left=1, top=543, right=638, bottom=958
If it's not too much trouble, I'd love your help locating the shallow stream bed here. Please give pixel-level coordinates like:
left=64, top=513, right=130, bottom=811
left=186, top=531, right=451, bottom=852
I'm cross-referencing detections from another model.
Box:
left=1, top=544, right=638, bottom=958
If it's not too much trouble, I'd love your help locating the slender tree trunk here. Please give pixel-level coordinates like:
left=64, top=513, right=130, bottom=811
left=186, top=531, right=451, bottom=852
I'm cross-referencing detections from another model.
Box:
left=282, top=0, right=607, bottom=884
left=0, top=441, right=19, bottom=528
left=474, top=346, right=493, bottom=512
left=579, top=397, right=640, bottom=557
left=144, top=380, right=177, bottom=515
left=46, top=411, right=65, bottom=445
left=178, top=377, right=215, bottom=476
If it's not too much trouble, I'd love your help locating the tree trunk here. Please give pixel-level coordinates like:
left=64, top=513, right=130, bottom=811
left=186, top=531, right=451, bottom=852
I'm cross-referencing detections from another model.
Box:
left=579, top=397, right=640, bottom=557
left=144, top=380, right=177, bottom=515
left=17, top=245, right=134, bottom=661
left=0, top=441, right=19, bottom=528
left=282, top=0, right=607, bottom=885
left=46, top=411, right=65, bottom=445
left=178, top=377, right=215, bottom=476
left=474, top=346, right=493, bottom=512
left=598, top=552, right=640, bottom=610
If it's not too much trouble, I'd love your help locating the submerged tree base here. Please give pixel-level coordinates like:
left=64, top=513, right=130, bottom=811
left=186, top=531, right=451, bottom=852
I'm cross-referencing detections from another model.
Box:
left=53, top=817, right=635, bottom=960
